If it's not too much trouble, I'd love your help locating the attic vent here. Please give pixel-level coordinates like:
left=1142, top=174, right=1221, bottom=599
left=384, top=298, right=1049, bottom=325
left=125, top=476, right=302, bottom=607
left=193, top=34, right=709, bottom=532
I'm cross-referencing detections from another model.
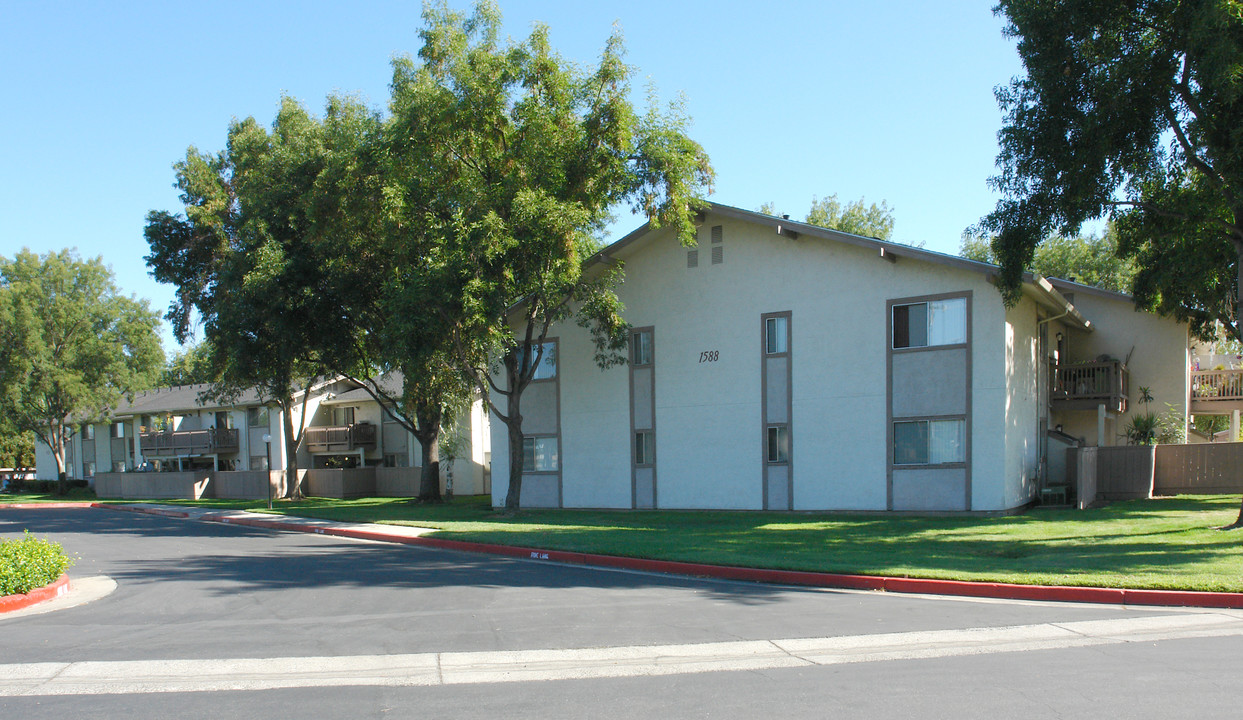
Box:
left=711, top=225, right=723, bottom=243
left=711, top=245, right=723, bottom=265
left=687, top=249, right=699, bottom=268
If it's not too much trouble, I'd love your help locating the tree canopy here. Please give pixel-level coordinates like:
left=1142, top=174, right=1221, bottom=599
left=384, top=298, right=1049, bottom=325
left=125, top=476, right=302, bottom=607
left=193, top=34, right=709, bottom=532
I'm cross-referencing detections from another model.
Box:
left=0, top=250, right=163, bottom=488
left=981, top=0, right=1243, bottom=526
left=759, top=194, right=895, bottom=240
left=144, top=97, right=374, bottom=498
left=981, top=1, right=1243, bottom=342
left=387, top=1, right=713, bottom=509
left=960, top=225, right=1137, bottom=293
left=161, top=340, right=216, bottom=387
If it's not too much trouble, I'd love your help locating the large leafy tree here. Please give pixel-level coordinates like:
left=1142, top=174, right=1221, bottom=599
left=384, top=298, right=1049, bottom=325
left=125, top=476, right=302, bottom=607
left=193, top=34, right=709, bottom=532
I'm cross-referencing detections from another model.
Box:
left=389, top=1, right=713, bottom=510
left=145, top=98, right=359, bottom=499
left=305, top=96, right=474, bottom=504
left=960, top=225, right=1138, bottom=293
left=980, top=1, right=1243, bottom=525
left=0, top=250, right=163, bottom=491
left=759, top=194, right=896, bottom=240
left=161, top=340, right=216, bottom=387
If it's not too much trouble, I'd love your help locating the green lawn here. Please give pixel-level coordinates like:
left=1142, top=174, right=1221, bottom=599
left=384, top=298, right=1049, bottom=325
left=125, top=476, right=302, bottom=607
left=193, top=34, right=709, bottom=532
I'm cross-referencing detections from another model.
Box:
left=125, top=494, right=1243, bottom=593
left=0, top=487, right=98, bottom=503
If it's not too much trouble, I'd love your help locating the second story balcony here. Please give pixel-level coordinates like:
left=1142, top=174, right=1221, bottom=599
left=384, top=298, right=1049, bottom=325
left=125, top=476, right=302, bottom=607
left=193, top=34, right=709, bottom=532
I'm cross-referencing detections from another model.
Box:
left=1191, top=368, right=1243, bottom=413
left=1051, top=360, right=1129, bottom=413
left=304, top=422, right=377, bottom=454
left=140, top=428, right=239, bottom=456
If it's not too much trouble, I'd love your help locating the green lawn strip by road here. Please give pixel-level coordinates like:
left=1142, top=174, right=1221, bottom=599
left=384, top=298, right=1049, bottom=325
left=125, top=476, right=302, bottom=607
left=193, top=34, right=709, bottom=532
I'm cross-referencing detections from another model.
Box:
left=0, top=488, right=97, bottom=503
left=133, top=494, right=1243, bottom=593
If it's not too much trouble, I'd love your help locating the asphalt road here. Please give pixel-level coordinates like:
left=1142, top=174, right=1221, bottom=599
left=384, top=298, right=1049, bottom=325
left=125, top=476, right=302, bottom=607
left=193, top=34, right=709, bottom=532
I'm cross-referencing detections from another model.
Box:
left=3, top=507, right=1241, bottom=719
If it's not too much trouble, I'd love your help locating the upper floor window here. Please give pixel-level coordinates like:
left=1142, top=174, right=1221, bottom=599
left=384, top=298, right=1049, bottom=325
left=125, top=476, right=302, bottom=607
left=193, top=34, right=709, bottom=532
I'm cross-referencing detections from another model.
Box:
left=893, top=298, right=967, bottom=349
left=247, top=406, right=270, bottom=428
left=632, top=330, right=653, bottom=366
left=110, top=422, right=125, bottom=438
left=81, top=424, right=94, bottom=441
left=524, top=342, right=557, bottom=381
left=765, top=316, right=789, bottom=354
left=332, top=406, right=355, bottom=426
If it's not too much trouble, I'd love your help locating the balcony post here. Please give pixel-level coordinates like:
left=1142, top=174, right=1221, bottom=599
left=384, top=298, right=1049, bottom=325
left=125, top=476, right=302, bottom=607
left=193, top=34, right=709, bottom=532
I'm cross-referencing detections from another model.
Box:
left=1097, top=403, right=1106, bottom=447
left=1233, top=411, right=1240, bottom=443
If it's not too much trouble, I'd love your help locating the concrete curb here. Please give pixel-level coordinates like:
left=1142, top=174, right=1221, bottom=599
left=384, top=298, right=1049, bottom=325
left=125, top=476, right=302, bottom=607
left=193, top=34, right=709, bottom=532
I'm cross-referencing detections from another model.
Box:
left=91, top=502, right=189, bottom=519
left=0, top=574, right=71, bottom=614
left=35, top=501, right=1243, bottom=610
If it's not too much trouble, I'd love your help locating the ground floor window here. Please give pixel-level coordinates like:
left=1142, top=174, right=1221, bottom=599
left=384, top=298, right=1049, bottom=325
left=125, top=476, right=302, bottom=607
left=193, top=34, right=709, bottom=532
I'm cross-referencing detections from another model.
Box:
left=766, top=425, right=790, bottom=464
left=634, top=431, right=654, bottom=466
left=522, top=436, right=558, bottom=472
left=250, top=455, right=269, bottom=471
left=893, top=419, right=965, bottom=465
left=384, top=453, right=409, bottom=468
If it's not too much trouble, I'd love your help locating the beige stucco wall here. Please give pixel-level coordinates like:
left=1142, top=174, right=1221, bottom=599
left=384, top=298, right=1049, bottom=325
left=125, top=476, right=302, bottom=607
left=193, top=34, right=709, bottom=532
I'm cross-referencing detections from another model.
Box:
left=1052, top=286, right=1189, bottom=447
left=1001, top=296, right=1041, bottom=508
left=490, top=211, right=1020, bottom=511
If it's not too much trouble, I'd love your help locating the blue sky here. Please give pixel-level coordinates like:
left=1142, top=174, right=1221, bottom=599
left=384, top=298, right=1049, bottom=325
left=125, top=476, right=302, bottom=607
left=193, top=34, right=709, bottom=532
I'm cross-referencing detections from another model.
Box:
left=0, top=1, right=1022, bottom=352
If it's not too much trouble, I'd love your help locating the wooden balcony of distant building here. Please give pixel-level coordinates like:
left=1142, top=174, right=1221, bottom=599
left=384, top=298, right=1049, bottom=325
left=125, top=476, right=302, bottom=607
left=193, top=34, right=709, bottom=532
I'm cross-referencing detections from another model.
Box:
left=1190, top=368, right=1243, bottom=413
left=1050, top=360, right=1129, bottom=413
left=304, top=422, right=377, bottom=454
left=139, top=428, right=239, bottom=456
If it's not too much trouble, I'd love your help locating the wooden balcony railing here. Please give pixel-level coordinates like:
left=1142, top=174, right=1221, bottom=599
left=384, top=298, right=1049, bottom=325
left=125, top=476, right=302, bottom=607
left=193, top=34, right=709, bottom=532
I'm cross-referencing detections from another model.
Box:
left=1191, top=369, right=1243, bottom=403
left=1051, top=360, right=1129, bottom=412
left=139, top=428, right=239, bottom=456
left=304, top=422, right=377, bottom=453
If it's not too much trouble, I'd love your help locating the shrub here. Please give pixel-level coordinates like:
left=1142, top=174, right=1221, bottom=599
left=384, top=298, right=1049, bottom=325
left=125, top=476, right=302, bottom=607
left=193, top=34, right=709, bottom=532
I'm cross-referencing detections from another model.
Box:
left=0, top=531, right=74, bottom=596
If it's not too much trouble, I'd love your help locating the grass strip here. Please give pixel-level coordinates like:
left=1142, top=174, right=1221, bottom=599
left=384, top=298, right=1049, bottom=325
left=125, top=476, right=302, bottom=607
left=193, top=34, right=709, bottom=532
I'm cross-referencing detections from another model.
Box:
left=104, top=493, right=1243, bottom=593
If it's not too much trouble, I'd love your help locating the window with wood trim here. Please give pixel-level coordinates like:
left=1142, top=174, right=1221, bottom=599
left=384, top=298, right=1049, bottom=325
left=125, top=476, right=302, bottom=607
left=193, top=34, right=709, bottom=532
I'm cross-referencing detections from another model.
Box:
left=893, top=419, right=965, bottom=465
left=522, top=436, right=559, bottom=472
left=765, top=316, right=789, bottom=354
left=892, top=298, right=967, bottom=349
left=635, top=430, right=654, bottom=466
left=632, top=330, right=653, bottom=366
left=766, top=425, right=790, bottom=464
left=524, top=342, right=557, bottom=380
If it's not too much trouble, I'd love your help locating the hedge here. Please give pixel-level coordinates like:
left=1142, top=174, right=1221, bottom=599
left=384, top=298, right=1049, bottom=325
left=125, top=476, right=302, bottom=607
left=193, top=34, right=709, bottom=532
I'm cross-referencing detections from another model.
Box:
left=0, top=531, right=73, bottom=596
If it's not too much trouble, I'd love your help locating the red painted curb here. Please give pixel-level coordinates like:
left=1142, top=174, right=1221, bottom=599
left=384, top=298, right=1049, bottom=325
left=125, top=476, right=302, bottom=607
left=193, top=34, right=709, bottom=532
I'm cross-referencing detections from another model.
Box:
left=0, top=574, right=71, bottom=614
left=92, top=503, right=189, bottom=519
left=196, top=514, right=1243, bottom=609
left=0, top=502, right=96, bottom=510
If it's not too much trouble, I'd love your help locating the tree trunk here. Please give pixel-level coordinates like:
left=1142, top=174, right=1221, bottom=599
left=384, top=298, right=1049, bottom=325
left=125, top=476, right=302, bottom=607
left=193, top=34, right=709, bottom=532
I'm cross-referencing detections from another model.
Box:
left=282, top=401, right=303, bottom=501
left=411, top=399, right=443, bottom=503
left=53, top=422, right=68, bottom=496
left=1233, top=243, right=1243, bottom=527
left=416, top=432, right=441, bottom=503
left=503, top=385, right=524, bottom=510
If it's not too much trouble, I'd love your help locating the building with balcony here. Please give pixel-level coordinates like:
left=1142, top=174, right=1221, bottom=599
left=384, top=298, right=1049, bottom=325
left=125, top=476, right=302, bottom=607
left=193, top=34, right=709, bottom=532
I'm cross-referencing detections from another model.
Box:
left=489, top=203, right=1192, bottom=512
left=35, top=374, right=491, bottom=499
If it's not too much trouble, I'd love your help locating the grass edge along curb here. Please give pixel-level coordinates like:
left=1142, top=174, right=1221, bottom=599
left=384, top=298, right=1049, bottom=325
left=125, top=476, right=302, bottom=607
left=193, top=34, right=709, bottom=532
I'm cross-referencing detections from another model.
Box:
left=187, top=509, right=1243, bottom=610
left=0, top=573, right=70, bottom=613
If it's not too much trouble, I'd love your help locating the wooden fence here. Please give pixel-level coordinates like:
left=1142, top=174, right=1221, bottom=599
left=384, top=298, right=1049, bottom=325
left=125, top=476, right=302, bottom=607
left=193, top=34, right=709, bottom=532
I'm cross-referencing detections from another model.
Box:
left=1073, top=442, right=1243, bottom=505
left=1153, top=443, right=1243, bottom=495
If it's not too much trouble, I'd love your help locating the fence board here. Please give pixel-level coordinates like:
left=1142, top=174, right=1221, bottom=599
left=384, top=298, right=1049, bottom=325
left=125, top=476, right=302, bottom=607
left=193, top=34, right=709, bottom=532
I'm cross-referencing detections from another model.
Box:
left=1094, top=446, right=1155, bottom=500
left=1154, top=443, right=1243, bottom=495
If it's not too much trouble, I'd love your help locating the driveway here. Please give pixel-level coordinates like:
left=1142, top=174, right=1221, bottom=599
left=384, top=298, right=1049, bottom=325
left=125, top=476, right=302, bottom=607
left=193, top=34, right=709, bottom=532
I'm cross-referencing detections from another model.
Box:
left=3, top=507, right=1241, bottom=719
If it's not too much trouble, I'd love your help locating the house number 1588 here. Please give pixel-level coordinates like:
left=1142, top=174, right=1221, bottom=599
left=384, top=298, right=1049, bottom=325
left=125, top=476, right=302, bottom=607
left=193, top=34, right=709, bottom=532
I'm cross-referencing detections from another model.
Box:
left=698, top=350, right=719, bottom=363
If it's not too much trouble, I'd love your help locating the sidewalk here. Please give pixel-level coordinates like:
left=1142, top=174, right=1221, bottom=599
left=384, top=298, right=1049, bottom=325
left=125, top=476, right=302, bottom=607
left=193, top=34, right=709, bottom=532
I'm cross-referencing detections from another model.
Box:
left=85, top=502, right=1243, bottom=610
